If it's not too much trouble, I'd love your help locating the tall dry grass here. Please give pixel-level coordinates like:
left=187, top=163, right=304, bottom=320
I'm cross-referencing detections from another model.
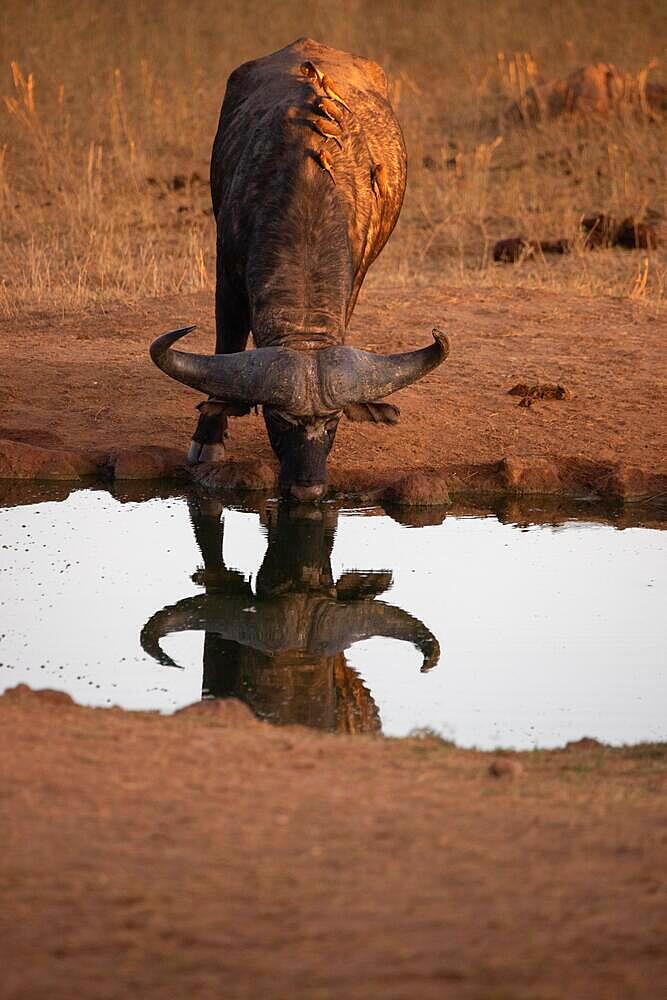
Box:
left=1, top=0, right=666, bottom=315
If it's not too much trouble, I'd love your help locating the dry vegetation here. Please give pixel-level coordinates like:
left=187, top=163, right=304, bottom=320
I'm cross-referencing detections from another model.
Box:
left=1, top=0, right=666, bottom=315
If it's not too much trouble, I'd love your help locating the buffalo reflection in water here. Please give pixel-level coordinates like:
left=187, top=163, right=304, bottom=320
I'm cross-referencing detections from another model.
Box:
left=141, top=499, right=440, bottom=733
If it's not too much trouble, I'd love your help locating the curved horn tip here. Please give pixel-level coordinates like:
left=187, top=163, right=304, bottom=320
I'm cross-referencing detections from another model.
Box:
left=149, top=325, right=197, bottom=363
left=431, top=328, right=450, bottom=359
left=420, top=637, right=441, bottom=673
left=140, top=640, right=181, bottom=670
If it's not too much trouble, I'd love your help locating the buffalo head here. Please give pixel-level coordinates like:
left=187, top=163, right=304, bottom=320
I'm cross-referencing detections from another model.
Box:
left=150, top=326, right=449, bottom=499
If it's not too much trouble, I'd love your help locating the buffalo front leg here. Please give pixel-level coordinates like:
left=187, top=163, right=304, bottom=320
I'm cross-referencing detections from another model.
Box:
left=188, top=266, right=251, bottom=463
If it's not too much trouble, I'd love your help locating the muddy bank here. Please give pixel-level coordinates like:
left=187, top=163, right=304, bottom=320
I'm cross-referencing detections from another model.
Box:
left=1, top=684, right=665, bottom=1000
left=2, top=285, right=666, bottom=503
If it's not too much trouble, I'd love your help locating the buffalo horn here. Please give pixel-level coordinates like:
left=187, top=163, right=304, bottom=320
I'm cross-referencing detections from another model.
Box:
left=150, top=326, right=450, bottom=413
left=319, top=328, right=450, bottom=410
left=149, top=326, right=297, bottom=407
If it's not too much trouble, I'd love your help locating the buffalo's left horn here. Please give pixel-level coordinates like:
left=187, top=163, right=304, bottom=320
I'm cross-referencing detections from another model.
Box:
left=321, top=328, right=450, bottom=409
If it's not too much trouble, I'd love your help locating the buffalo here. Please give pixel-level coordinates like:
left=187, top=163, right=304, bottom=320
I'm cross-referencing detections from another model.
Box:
left=150, top=38, right=449, bottom=500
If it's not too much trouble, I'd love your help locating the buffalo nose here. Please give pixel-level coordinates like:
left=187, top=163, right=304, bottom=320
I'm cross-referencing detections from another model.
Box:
left=289, top=483, right=326, bottom=502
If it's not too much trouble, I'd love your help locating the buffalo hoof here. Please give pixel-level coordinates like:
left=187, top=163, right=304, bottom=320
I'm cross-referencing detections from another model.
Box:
left=187, top=441, right=226, bottom=464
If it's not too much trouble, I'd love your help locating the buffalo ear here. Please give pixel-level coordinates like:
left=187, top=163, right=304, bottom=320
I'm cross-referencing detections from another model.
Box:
left=343, top=402, right=400, bottom=424
left=196, top=399, right=252, bottom=418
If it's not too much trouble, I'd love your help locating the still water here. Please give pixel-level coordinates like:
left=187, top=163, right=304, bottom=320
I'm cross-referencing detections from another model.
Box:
left=0, top=487, right=665, bottom=749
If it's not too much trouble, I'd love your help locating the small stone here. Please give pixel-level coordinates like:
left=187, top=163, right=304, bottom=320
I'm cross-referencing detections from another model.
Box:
left=488, top=758, right=524, bottom=779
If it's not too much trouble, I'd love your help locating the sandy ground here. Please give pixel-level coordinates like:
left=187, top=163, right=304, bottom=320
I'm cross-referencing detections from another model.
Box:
left=1, top=685, right=666, bottom=1000
left=1, top=285, right=666, bottom=499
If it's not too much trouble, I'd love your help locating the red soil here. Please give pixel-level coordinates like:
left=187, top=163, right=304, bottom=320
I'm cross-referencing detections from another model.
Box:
left=1, top=285, right=666, bottom=501
left=1, top=685, right=666, bottom=1000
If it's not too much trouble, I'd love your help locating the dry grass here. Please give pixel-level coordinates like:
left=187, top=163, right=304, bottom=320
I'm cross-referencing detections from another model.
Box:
left=1, top=0, right=666, bottom=315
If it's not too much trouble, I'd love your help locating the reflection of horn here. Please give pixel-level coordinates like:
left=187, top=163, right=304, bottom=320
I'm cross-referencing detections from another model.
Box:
left=139, top=598, right=209, bottom=668
left=140, top=593, right=440, bottom=672
left=312, top=599, right=441, bottom=672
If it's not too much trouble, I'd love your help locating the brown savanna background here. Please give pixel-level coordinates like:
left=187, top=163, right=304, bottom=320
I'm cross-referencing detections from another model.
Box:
left=1, top=0, right=666, bottom=316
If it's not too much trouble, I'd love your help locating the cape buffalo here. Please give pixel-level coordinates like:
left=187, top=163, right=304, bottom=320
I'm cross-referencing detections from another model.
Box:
left=150, top=38, right=450, bottom=500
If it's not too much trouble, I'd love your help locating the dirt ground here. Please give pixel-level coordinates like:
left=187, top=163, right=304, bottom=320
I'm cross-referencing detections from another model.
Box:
left=1, top=684, right=666, bottom=1000
left=1, top=284, right=666, bottom=499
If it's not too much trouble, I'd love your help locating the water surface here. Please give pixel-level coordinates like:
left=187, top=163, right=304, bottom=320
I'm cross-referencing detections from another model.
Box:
left=1, top=487, right=665, bottom=749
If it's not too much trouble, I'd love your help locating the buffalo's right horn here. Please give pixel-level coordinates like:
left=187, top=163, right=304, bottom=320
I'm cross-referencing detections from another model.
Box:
left=149, top=327, right=301, bottom=408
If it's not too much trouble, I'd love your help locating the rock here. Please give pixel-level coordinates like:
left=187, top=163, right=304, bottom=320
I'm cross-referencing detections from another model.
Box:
left=190, top=460, right=276, bottom=492
left=0, top=439, right=100, bottom=481
left=581, top=213, right=619, bottom=248
left=176, top=697, right=259, bottom=727
left=493, top=237, right=537, bottom=263
left=560, top=63, right=626, bottom=115
left=488, top=757, right=524, bottom=779
left=615, top=217, right=660, bottom=250
left=0, top=683, right=74, bottom=707
left=508, top=62, right=667, bottom=123
left=582, top=214, right=660, bottom=250
left=112, top=446, right=186, bottom=480
left=565, top=737, right=603, bottom=751
left=598, top=464, right=667, bottom=501
left=383, top=472, right=451, bottom=507
left=501, top=456, right=562, bottom=494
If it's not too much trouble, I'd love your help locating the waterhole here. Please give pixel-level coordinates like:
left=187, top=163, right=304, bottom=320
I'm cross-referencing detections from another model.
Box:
left=1, top=485, right=665, bottom=749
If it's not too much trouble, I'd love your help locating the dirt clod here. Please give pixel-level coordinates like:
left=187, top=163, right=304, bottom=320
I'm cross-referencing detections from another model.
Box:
left=509, top=383, right=572, bottom=401
left=488, top=757, right=525, bottom=778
